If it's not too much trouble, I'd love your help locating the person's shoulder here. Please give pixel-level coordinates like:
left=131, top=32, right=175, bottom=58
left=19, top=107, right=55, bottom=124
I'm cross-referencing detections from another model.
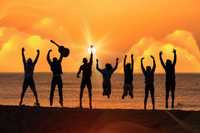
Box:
left=88, top=62, right=92, bottom=66
left=81, top=64, right=85, bottom=68
left=102, top=68, right=106, bottom=72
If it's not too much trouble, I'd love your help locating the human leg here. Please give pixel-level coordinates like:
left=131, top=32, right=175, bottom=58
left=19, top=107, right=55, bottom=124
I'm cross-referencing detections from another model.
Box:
left=30, top=78, right=40, bottom=106
left=19, top=78, right=29, bottom=106
left=58, top=76, right=63, bottom=107
left=50, top=78, right=56, bottom=106
left=150, top=86, right=155, bottom=110
left=80, top=81, right=86, bottom=109
left=122, top=84, right=128, bottom=99
left=144, top=86, right=149, bottom=110
left=87, top=80, right=92, bottom=109
left=171, top=81, right=176, bottom=108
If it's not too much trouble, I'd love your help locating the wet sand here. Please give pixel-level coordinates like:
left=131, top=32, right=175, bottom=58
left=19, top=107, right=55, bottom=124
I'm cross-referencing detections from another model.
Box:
left=0, top=105, right=199, bottom=133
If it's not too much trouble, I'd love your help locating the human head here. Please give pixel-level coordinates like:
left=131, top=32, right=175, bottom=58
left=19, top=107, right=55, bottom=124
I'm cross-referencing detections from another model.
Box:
left=27, top=58, right=32, bottom=64
left=83, top=58, right=88, bottom=64
left=105, top=63, right=112, bottom=70
left=146, top=66, right=151, bottom=72
left=166, top=59, right=172, bottom=67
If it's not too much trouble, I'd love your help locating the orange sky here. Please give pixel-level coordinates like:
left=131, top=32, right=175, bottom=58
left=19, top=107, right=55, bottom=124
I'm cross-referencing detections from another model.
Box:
left=0, top=0, right=200, bottom=73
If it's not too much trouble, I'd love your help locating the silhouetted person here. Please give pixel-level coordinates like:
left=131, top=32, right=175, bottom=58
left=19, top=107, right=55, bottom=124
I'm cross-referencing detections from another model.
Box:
left=47, top=49, right=64, bottom=107
left=96, top=58, right=119, bottom=98
left=77, top=52, right=93, bottom=109
left=122, top=54, right=134, bottom=99
left=160, top=49, right=177, bottom=109
left=19, top=48, right=40, bottom=106
left=141, top=56, right=156, bottom=110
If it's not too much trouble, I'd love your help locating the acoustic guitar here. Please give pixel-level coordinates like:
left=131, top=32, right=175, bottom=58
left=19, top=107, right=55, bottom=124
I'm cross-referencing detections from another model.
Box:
left=50, top=40, right=70, bottom=57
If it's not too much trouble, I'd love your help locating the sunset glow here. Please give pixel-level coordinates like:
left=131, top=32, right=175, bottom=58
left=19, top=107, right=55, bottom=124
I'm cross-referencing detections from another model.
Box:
left=0, top=0, right=200, bottom=73
left=88, top=45, right=96, bottom=54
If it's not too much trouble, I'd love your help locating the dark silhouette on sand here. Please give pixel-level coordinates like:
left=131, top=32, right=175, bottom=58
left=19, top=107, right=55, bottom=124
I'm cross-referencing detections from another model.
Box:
left=160, top=49, right=177, bottom=109
left=141, top=56, right=156, bottom=110
left=77, top=49, right=93, bottom=109
left=47, top=49, right=64, bottom=107
left=122, top=54, right=134, bottom=99
left=19, top=48, right=40, bottom=106
left=96, top=58, right=119, bottom=98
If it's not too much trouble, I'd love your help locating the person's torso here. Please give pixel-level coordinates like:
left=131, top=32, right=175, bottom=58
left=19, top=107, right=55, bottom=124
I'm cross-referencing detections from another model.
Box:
left=144, top=71, right=154, bottom=85
left=24, top=63, right=34, bottom=77
left=165, top=66, right=175, bottom=81
left=51, top=61, right=63, bottom=75
left=124, top=70, right=133, bottom=83
left=102, top=69, right=112, bottom=81
left=82, top=63, right=92, bottom=79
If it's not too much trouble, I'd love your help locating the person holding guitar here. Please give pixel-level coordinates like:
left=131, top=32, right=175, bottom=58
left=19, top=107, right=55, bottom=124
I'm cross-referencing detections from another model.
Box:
left=47, top=40, right=70, bottom=107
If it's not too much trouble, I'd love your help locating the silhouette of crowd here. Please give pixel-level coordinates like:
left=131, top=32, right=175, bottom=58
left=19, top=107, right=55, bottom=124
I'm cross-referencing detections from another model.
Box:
left=19, top=41, right=177, bottom=110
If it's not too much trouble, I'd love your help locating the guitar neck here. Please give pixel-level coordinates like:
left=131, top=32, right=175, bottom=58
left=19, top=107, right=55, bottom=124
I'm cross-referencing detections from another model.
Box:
left=50, top=40, right=60, bottom=47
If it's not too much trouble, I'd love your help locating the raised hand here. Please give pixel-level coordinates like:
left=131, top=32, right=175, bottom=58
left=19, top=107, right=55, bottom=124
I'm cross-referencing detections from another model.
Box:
left=173, top=48, right=177, bottom=65
left=50, top=40, right=55, bottom=44
left=131, top=54, right=134, bottom=58
left=37, top=49, right=40, bottom=53
left=141, top=57, right=144, bottom=61
left=48, top=49, right=52, bottom=53
left=150, top=55, right=154, bottom=59
left=22, top=48, right=25, bottom=52
left=159, top=51, right=163, bottom=56
left=173, top=48, right=176, bottom=53
left=116, top=58, right=119, bottom=62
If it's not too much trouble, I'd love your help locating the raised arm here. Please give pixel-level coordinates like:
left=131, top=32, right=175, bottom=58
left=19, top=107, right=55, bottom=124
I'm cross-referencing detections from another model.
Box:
left=22, top=48, right=26, bottom=64
left=131, top=54, right=134, bottom=71
left=159, top=51, right=166, bottom=69
left=33, top=49, right=40, bottom=65
left=47, top=49, right=52, bottom=64
left=89, top=52, right=93, bottom=66
left=173, top=49, right=177, bottom=66
left=96, top=59, right=103, bottom=73
left=123, top=55, right=127, bottom=71
left=112, top=58, right=119, bottom=72
left=151, top=55, right=156, bottom=72
left=58, top=53, right=64, bottom=62
left=141, top=57, right=145, bottom=74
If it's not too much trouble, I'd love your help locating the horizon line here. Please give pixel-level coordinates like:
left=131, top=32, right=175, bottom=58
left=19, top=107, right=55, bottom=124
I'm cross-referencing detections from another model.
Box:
left=0, top=72, right=200, bottom=74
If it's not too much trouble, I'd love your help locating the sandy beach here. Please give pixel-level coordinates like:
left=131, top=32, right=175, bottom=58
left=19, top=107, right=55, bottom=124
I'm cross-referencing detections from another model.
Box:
left=0, top=105, right=199, bottom=133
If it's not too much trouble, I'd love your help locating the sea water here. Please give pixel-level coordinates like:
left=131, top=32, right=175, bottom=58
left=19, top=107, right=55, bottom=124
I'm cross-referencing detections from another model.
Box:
left=0, top=73, right=199, bottom=111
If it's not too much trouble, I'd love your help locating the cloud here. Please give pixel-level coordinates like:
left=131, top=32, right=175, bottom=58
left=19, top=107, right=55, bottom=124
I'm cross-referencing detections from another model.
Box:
left=0, top=25, right=90, bottom=72
left=0, top=26, right=200, bottom=73
left=0, top=1, right=200, bottom=72
left=164, top=30, right=200, bottom=61
left=120, top=30, right=200, bottom=73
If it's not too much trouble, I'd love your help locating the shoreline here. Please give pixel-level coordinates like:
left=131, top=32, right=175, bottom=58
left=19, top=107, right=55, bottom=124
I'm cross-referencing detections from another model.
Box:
left=0, top=104, right=199, bottom=112
left=1, top=72, right=200, bottom=75
left=0, top=105, right=199, bottom=133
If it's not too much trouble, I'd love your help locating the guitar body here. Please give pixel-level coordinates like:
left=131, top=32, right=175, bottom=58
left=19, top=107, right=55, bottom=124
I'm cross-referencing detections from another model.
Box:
left=58, top=46, right=70, bottom=57
left=50, top=40, right=70, bottom=57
